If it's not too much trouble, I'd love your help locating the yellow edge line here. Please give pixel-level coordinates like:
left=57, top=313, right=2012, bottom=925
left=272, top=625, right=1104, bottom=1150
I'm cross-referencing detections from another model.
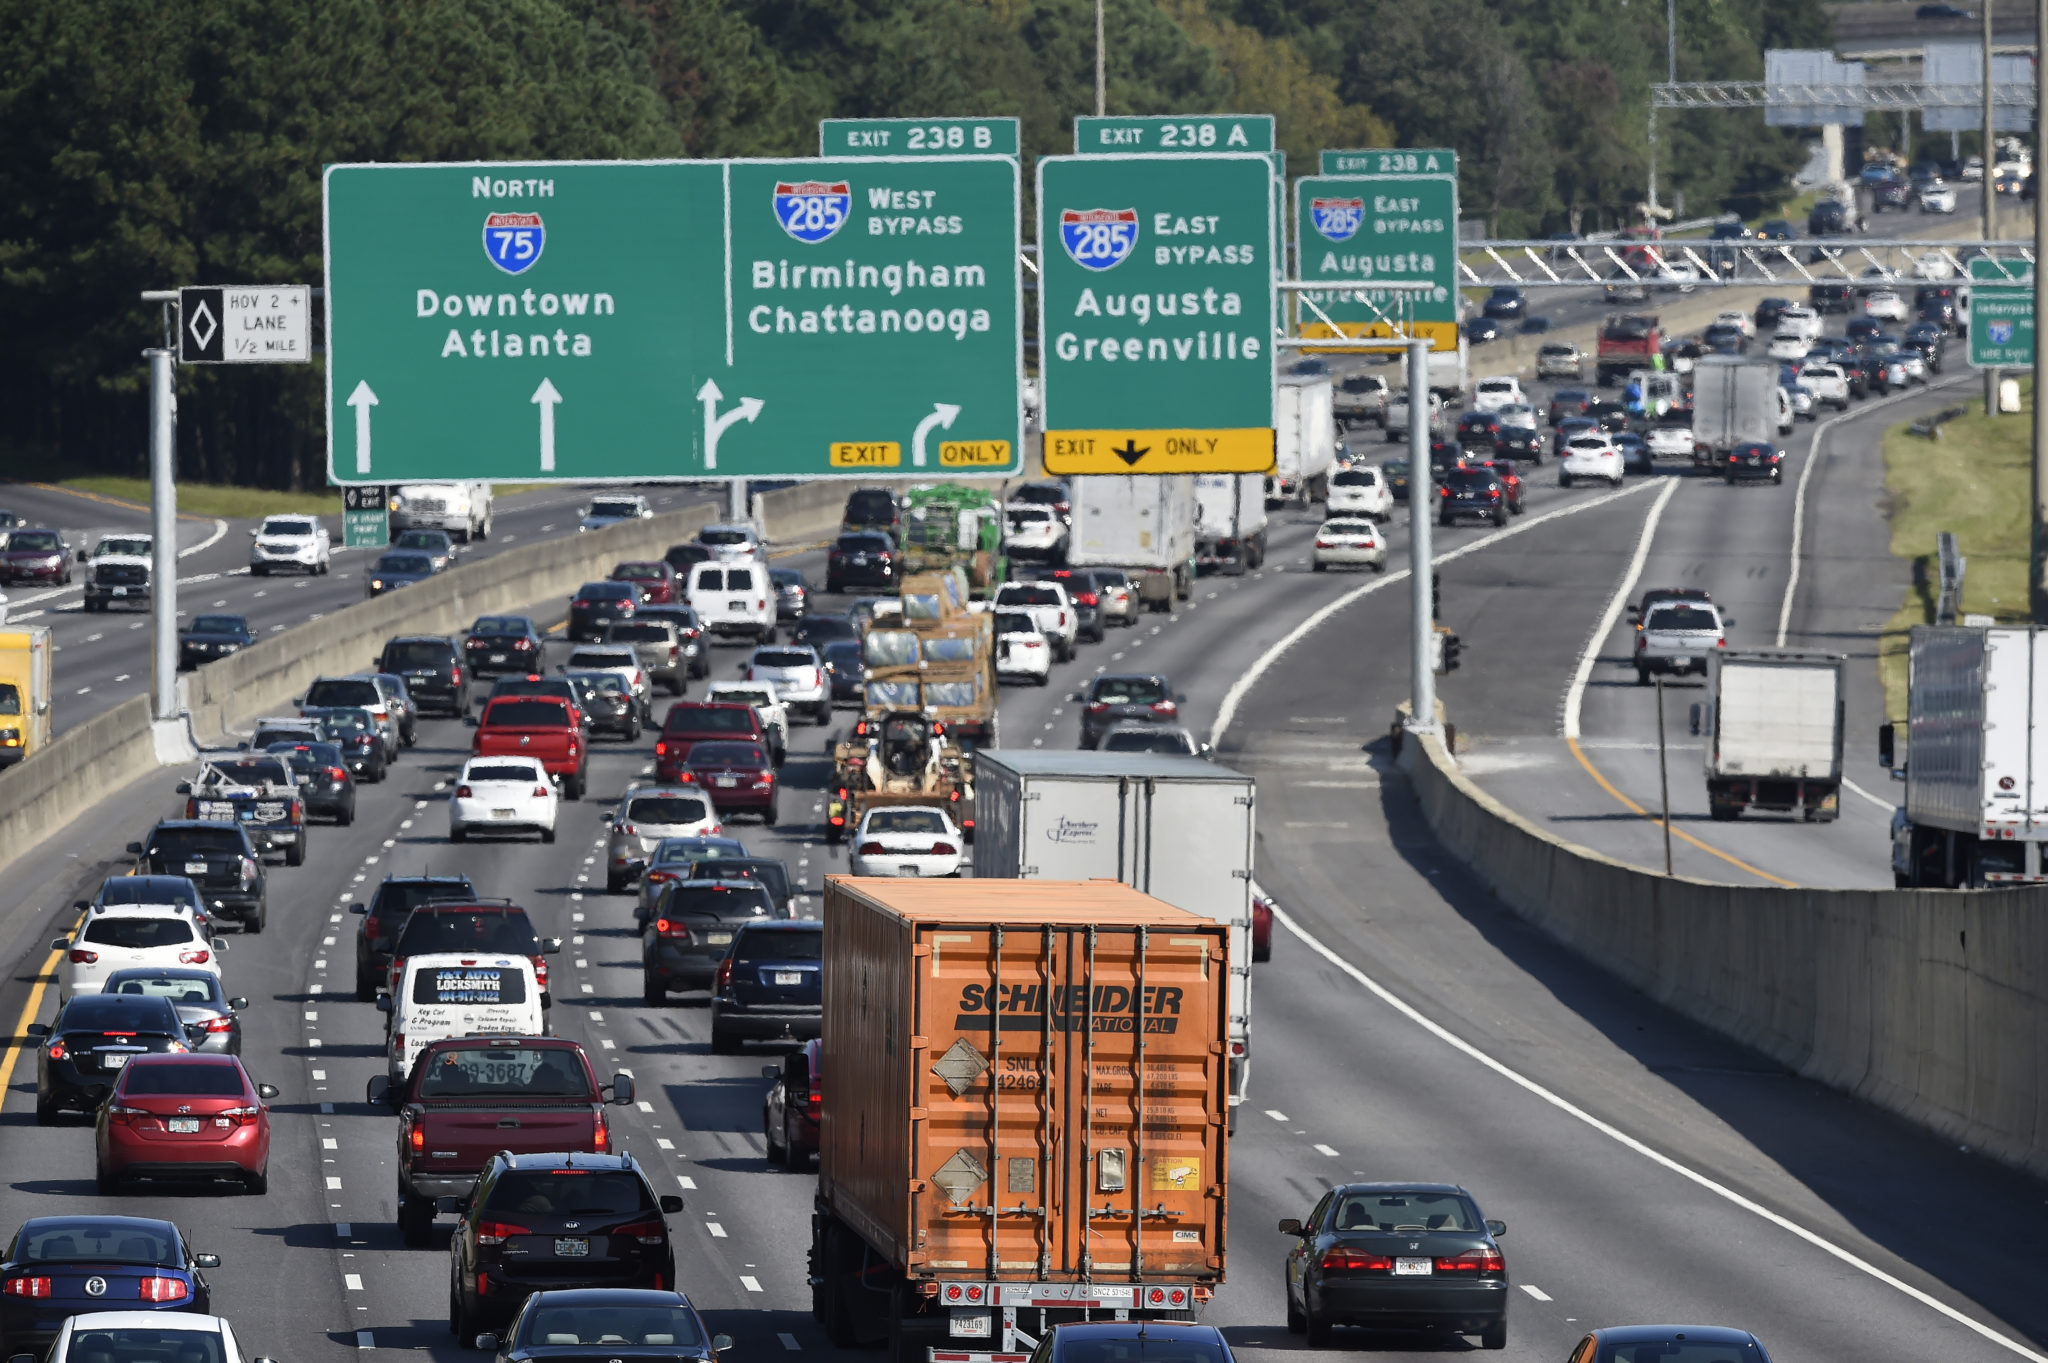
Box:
left=27, top=481, right=209, bottom=521
left=1565, top=734, right=1797, bottom=888
left=0, top=939, right=69, bottom=1105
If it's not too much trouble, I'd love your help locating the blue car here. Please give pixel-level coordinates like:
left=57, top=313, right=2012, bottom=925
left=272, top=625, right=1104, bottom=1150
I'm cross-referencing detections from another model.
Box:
left=0, top=1216, right=217, bottom=1355
left=710, top=920, right=821, bottom=1052
left=365, top=550, right=438, bottom=597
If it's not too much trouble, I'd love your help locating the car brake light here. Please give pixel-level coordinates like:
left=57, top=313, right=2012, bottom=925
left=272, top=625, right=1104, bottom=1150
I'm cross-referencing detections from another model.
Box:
left=858, top=841, right=888, bottom=855
left=4, top=1277, right=53, bottom=1298
left=1077, top=592, right=1099, bottom=606
left=1150, top=701, right=1177, bottom=716
left=1436, top=1247, right=1505, bottom=1274
left=456, top=785, right=473, bottom=798
left=573, top=599, right=590, bottom=609
left=592, top=1110, right=610, bottom=1153
left=615, top=1218, right=666, bottom=1246
left=931, top=842, right=957, bottom=856
left=476, top=1221, right=530, bottom=1245
left=1320, top=1246, right=1393, bottom=1271
left=1087, top=702, right=1110, bottom=714
left=45, top=1040, right=65, bottom=1060
left=534, top=785, right=550, bottom=798
left=202, top=1014, right=235, bottom=1033
left=69, top=949, right=99, bottom=964
left=715, top=957, right=734, bottom=993
left=329, top=767, right=348, bottom=781
left=408, top=1118, right=425, bottom=1151
left=179, top=949, right=211, bottom=966
left=655, top=741, right=667, bottom=756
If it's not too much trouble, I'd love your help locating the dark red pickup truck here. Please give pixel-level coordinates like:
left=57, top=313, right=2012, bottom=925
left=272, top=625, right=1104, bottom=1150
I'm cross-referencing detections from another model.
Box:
left=366, top=1035, right=633, bottom=1246
left=470, top=695, right=587, bottom=799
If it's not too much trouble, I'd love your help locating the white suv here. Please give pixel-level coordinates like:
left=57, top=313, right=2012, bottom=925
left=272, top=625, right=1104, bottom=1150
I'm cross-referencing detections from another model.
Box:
left=1797, top=364, right=1851, bottom=411
left=745, top=645, right=830, bottom=724
left=58, top=901, right=223, bottom=1000
left=1326, top=465, right=1393, bottom=521
left=992, top=581, right=1078, bottom=662
left=993, top=611, right=1052, bottom=684
left=686, top=561, right=776, bottom=644
left=249, top=515, right=331, bottom=576
left=1470, top=375, right=1524, bottom=413
left=1558, top=433, right=1623, bottom=489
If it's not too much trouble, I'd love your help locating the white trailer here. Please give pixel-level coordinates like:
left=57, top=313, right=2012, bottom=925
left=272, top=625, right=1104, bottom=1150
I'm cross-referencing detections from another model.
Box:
left=1689, top=357, right=1777, bottom=465
left=1063, top=474, right=1195, bottom=606
left=1268, top=373, right=1336, bottom=507
left=972, top=749, right=1256, bottom=1125
left=1193, top=472, right=1269, bottom=574
left=1695, top=648, right=1844, bottom=821
left=1883, top=625, right=2048, bottom=887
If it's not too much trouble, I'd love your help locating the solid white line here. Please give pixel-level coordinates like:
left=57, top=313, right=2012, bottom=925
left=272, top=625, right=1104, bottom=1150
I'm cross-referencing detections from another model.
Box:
left=1520, top=1284, right=1553, bottom=1302
left=180, top=519, right=229, bottom=559
left=1263, top=897, right=2046, bottom=1363
left=1563, top=480, right=1679, bottom=740
left=1842, top=775, right=1899, bottom=812
left=1211, top=480, right=1660, bottom=744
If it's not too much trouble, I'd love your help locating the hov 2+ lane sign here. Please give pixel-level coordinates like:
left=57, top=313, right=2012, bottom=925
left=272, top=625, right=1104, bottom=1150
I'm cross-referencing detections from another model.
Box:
left=323, top=158, right=1022, bottom=484
left=178, top=286, right=312, bottom=363
left=1036, top=154, right=1275, bottom=475
left=822, top=117, right=1020, bottom=157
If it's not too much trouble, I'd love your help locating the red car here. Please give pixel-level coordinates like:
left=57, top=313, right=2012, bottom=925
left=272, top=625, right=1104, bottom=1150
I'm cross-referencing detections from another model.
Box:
left=611, top=560, right=678, bottom=605
left=1251, top=893, right=1274, bottom=962
left=654, top=702, right=767, bottom=783
left=763, top=1036, right=821, bottom=1167
left=471, top=695, right=586, bottom=800
left=95, top=1053, right=276, bottom=1194
left=682, top=739, right=779, bottom=823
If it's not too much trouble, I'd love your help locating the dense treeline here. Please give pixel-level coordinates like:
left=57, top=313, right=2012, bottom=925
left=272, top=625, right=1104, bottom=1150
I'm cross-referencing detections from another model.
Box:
left=0, top=0, right=1820, bottom=488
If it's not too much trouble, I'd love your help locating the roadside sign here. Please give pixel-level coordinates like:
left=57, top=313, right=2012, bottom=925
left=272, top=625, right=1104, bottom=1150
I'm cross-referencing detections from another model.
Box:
left=1036, top=154, right=1276, bottom=475
left=1294, top=159, right=1458, bottom=350
left=1074, top=115, right=1275, bottom=154
left=1969, top=257, right=2032, bottom=283
left=1319, top=147, right=1457, bottom=177
left=178, top=285, right=312, bottom=364
left=342, top=484, right=389, bottom=550
left=1970, top=286, right=2034, bottom=367
left=822, top=117, right=1019, bottom=157
left=323, top=158, right=1022, bottom=485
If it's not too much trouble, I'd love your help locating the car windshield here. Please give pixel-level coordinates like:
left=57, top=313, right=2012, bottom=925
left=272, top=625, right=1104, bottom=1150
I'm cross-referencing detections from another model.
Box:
left=14, top=1223, right=178, bottom=1266
left=667, top=708, right=756, bottom=735
left=1645, top=604, right=1719, bottom=632
left=1330, top=1189, right=1481, bottom=1232
left=189, top=615, right=246, bottom=635
left=1595, top=1343, right=1765, bottom=1363
left=9, top=531, right=61, bottom=551
left=472, top=617, right=529, bottom=636
left=484, top=700, right=572, bottom=728
left=993, top=614, right=1037, bottom=635
left=835, top=535, right=889, bottom=553
left=482, top=1171, right=651, bottom=1217
left=1447, top=470, right=1497, bottom=489
left=606, top=622, right=668, bottom=641
left=318, top=708, right=376, bottom=735
left=121, top=1062, right=245, bottom=1096
left=375, top=554, right=433, bottom=574
left=626, top=796, right=710, bottom=825
left=652, top=836, right=746, bottom=865
left=396, top=911, right=542, bottom=956
left=371, top=879, right=478, bottom=922
left=82, top=916, right=195, bottom=949
left=1000, top=585, right=1060, bottom=606
left=383, top=642, right=449, bottom=668
left=845, top=490, right=897, bottom=520
left=822, top=641, right=862, bottom=666
left=199, top=757, right=289, bottom=787
left=411, top=961, right=530, bottom=1005
left=467, top=762, right=544, bottom=784
left=108, top=975, right=223, bottom=1005
left=711, top=688, right=774, bottom=708
left=1322, top=522, right=1375, bottom=537
left=868, top=808, right=948, bottom=834
left=394, top=531, right=446, bottom=548
left=417, top=1045, right=590, bottom=1098
left=732, top=928, right=823, bottom=963
left=305, top=679, right=381, bottom=708
left=570, top=649, right=636, bottom=669
left=1339, top=376, right=1380, bottom=393
left=582, top=582, right=635, bottom=600
left=1102, top=730, right=1192, bottom=753
left=59, top=1330, right=226, bottom=1363
left=1092, top=677, right=1166, bottom=705
left=145, top=829, right=244, bottom=859
left=589, top=500, right=641, bottom=518
left=689, top=742, right=767, bottom=767
left=522, top=1304, right=706, bottom=1350
left=614, top=562, right=664, bottom=578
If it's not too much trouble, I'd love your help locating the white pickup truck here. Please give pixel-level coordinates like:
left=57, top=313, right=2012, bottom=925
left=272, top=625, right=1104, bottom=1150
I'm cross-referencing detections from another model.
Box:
left=1796, top=363, right=1851, bottom=411
left=991, top=581, right=1078, bottom=663
left=390, top=482, right=493, bottom=542
left=81, top=534, right=153, bottom=613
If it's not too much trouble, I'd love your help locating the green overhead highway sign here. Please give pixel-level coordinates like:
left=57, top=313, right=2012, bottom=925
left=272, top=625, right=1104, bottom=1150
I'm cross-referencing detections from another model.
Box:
left=1320, top=147, right=1457, bottom=176
left=323, top=158, right=1022, bottom=485
left=1294, top=159, right=1459, bottom=351
left=1036, top=154, right=1276, bottom=475
left=821, top=117, right=1020, bottom=157
left=1969, top=259, right=2033, bottom=368
left=1074, top=114, right=1275, bottom=153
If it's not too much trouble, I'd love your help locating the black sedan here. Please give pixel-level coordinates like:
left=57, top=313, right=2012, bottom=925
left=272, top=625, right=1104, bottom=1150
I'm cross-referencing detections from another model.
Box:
left=1074, top=673, right=1182, bottom=749
left=478, top=1287, right=726, bottom=1362
left=177, top=614, right=255, bottom=670
left=0, top=1216, right=217, bottom=1355
left=1568, top=1324, right=1775, bottom=1363
left=1723, top=440, right=1784, bottom=483
left=265, top=740, right=357, bottom=824
left=1585, top=399, right=1631, bottom=434
left=1480, top=287, right=1524, bottom=319
left=825, top=532, right=897, bottom=594
left=1462, top=315, right=1501, bottom=344
left=643, top=880, right=779, bottom=1002
left=463, top=614, right=545, bottom=678
left=1282, top=1182, right=1508, bottom=1348
left=821, top=639, right=864, bottom=707
left=32, top=994, right=191, bottom=1122
left=366, top=550, right=439, bottom=597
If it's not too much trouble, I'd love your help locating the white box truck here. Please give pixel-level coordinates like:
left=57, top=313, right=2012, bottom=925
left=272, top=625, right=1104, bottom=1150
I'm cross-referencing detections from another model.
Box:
left=1882, top=625, right=2048, bottom=887
left=1689, top=357, right=1777, bottom=466
left=1193, top=472, right=1269, bottom=575
left=973, top=749, right=1256, bottom=1125
left=389, top=481, right=494, bottom=542
left=1694, top=648, right=1844, bottom=822
left=1064, top=474, right=1195, bottom=607
left=1268, top=373, right=1336, bottom=507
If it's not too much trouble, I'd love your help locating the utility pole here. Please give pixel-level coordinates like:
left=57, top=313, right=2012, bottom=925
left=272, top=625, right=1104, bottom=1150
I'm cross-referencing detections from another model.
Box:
left=146, top=347, right=178, bottom=722
left=1094, top=0, right=1106, bottom=117
left=2034, top=0, right=2048, bottom=621
left=1407, top=339, right=1436, bottom=732
left=1985, top=0, right=2000, bottom=416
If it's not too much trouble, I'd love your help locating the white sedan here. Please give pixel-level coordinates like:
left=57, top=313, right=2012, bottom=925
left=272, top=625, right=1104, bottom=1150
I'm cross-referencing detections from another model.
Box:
left=1558, top=434, right=1623, bottom=488
left=58, top=905, right=224, bottom=1001
left=1647, top=422, right=1697, bottom=460
left=1003, top=504, right=1068, bottom=561
left=1920, top=184, right=1958, bottom=213
left=1711, top=310, right=1755, bottom=338
left=449, top=755, right=559, bottom=843
left=1766, top=332, right=1811, bottom=361
left=850, top=806, right=964, bottom=877
left=1312, top=519, right=1388, bottom=572
left=993, top=611, right=1052, bottom=684
left=1863, top=289, right=1909, bottom=321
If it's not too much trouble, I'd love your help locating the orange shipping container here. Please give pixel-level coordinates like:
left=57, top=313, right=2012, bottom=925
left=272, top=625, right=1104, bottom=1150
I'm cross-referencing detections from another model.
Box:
left=813, top=877, right=1230, bottom=1356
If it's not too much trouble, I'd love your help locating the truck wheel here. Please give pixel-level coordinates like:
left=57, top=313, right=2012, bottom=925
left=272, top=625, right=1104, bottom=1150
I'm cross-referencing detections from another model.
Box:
left=398, top=1194, right=436, bottom=1248
left=286, top=837, right=305, bottom=868
left=246, top=903, right=267, bottom=934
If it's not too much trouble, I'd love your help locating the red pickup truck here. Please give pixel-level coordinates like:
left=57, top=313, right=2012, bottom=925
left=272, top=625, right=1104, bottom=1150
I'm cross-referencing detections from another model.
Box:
left=367, top=1035, right=632, bottom=1246
left=1595, top=313, right=1662, bottom=386
left=470, top=695, right=586, bottom=799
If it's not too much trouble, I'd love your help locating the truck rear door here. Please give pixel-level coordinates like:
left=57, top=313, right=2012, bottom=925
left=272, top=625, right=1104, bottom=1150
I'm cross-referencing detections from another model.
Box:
left=416, top=1104, right=598, bottom=1166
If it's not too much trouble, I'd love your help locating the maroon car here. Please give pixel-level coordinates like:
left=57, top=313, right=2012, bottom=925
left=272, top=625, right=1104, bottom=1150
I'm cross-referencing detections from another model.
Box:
left=611, top=560, right=678, bottom=605
left=0, top=528, right=72, bottom=586
left=682, top=740, right=778, bottom=824
left=655, top=702, right=766, bottom=782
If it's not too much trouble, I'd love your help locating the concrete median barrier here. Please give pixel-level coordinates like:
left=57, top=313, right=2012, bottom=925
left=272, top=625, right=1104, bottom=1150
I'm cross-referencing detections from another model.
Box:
left=0, top=694, right=157, bottom=886
left=1399, top=716, right=2048, bottom=1181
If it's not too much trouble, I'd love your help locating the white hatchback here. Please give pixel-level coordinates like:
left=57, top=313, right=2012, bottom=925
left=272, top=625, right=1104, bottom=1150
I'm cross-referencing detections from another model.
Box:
left=449, top=755, right=559, bottom=843
left=58, top=905, right=224, bottom=1001
left=993, top=611, right=1052, bottom=684
left=1470, top=375, right=1524, bottom=413
left=850, top=806, right=964, bottom=878
left=1326, top=465, right=1393, bottom=520
left=1558, top=434, right=1623, bottom=488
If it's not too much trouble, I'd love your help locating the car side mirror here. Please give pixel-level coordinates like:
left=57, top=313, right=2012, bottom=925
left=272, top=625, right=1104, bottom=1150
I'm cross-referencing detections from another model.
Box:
left=660, top=1194, right=686, bottom=1215
left=544, top=937, right=564, bottom=954
left=14, top=1351, right=41, bottom=1363
left=257, top=1083, right=279, bottom=1101
left=374, top=995, right=393, bottom=1014
left=762, top=1065, right=781, bottom=1080
left=1878, top=721, right=1896, bottom=770
left=366, top=1074, right=392, bottom=1105
left=473, top=1336, right=498, bottom=1354
left=73, top=900, right=89, bottom=913
left=194, top=1253, right=221, bottom=1268
left=609, top=1073, right=635, bottom=1106
left=713, top=1336, right=733, bottom=1355
left=291, top=696, right=303, bottom=706
left=50, top=937, right=70, bottom=952
left=175, top=781, right=192, bottom=794
left=126, top=841, right=143, bottom=854
left=1721, top=616, right=1736, bottom=626
left=350, top=903, right=368, bottom=914
left=213, top=940, right=229, bottom=954
left=1174, top=692, right=1187, bottom=703
left=1486, top=1219, right=1506, bottom=1237
left=229, top=997, right=248, bottom=1011
left=1277, top=1218, right=1303, bottom=1236
left=25, top=1023, right=47, bottom=1038
left=1070, top=691, right=1085, bottom=702
left=464, top=715, right=478, bottom=727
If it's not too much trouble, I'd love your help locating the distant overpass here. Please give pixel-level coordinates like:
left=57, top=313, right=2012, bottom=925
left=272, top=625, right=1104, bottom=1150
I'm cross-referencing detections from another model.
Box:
left=1827, top=0, right=2036, bottom=61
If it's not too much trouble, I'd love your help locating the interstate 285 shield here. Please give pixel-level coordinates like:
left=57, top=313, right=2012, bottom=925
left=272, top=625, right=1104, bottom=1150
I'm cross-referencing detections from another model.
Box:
left=482, top=212, right=545, bottom=275
left=774, top=181, right=851, bottom=244
left=1060, top=208, right=1139, bottom=271
left=1310, top=197, right=1364, bottom=242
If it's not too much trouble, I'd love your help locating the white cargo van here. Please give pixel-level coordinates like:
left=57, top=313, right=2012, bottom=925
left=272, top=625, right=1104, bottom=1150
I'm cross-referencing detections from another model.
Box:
left=686, top=561, right=776, bottom=644
left=383, top=953, right=545, bottom=1084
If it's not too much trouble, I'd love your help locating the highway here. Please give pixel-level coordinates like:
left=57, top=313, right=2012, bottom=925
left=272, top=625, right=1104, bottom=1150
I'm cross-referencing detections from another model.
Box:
left=0, top=464, right=2041, bottom=1363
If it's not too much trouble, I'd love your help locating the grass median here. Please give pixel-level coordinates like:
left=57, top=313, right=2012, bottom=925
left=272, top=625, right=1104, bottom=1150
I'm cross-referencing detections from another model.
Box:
left=1877, top=381, right=2031, bottom=717
left=59, top=477, right=341, bottom=518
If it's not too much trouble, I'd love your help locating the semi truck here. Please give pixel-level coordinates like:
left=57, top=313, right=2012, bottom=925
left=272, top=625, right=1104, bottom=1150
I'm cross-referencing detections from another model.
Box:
left=1689, top=357, right=1778, bottom=465
left=0, top=625, right=53, bottom=769
left=1192, top=473, right=1268, bottom=574
left=810, top=877, right=1229, bottom=1363
left=1063, top=475, right=1195, bottom=608
left=1881, top=624, right=2048, bottom=887
left=971, top=750, right=1255, bottom=1128
left=1268, top=373, right=1336, bottom=507
left=1692, top=648, right=1845, bottom=821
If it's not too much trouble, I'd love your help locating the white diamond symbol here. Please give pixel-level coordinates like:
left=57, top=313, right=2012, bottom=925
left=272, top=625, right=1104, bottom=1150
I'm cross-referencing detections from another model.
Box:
left=188, top=300, right=217, bottom=351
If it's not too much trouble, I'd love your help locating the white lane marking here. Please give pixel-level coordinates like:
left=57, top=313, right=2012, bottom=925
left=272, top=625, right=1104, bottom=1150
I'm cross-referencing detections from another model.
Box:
left=1562, top=479, right=1680, bottom=739
left=184, top=519, right=229, bottom=557
left=1520, top=1285, right=1553, bottom=1302
left=677, top=1175, right=698, bottom=1190
left=589, top=1010, right=604, bottom=1021
left=1213, top=480, right=1659, bottom=745
left=1265, top=897, right=2048, bottom=1363
left=638, top=1101, right=655, bottom=1113
left=309, top=1037, right=322, bottom=1048
left=304, top=1010, right=318, bottom=1021
left=1313, top=1143, right=1340, bottom=1157
left=323, top=1137, right=338, bottom=1150
left=656, top=1138, right=675, bottom=1150
left=600, top=1039, right=615, bottom=1049
left=1841, top=776, right=1897, bottom=812
left=581, top=984, right=595, bottom=994
left=740, top=1275, right=763, bottom=1292
left=345, top=1274, right=363, bottom=1290
left=310, top=982, right=323, bottom=992
left=326, top=1176, right=342, bottom=1190
left=1265, top=1109, right=1290, bottom=1122
left=707, top=1222, right=728, bottom=1237
left=779, top=1333, right=801, bottom=1351
left=311, top=1069, right=326, bottom=1080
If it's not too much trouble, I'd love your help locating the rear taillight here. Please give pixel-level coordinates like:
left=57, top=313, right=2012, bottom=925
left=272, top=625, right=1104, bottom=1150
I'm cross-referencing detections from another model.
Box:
left=1320, top=1246, right=1393, bottom=1272
left=858, top=842, right=887, bottom=855
left=615, top=1218, right=666, bottom=1246
left=534, top=785, right=550, bottom=797
left=715, top=958, right=734, bottom=993
left=656, top=918, right=675, bottom=934
left=1150, top=701, right=1178, bottom=716
left=573, top=599, right=591, bottom=609
left=4, top=1277, right=53, bottom=1298
left=407, top=1118, right=424, bottom=1151
left=329, top=767, right=348, bottom=781
left=69, top=949, right=99, bottom=964
left=931, top=842, right=958, bottom=856
left=1077, top=592, right=1099, bottom=606
left=593, top=1112, right=610, bottom=1153
left=202, top=1015, right=235, bottom=1033
left=476, top=1221, right=530, bottom=1245
left=46, top=1040, right=65, bottom=1060
left=513, top=638, right=533, bottom=651
left=456, top=785, right=473, bottom=798
left=655, top=741, right=667, bottom=756
left=1435, top=1247, right=1505, bottom=1275
left=179, top=949, right=211, bottom=966
left=1087, top=702, right=1110, bottom=714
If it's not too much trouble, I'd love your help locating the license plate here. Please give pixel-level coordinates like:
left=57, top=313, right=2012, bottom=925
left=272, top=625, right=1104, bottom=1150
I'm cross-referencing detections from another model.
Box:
left=774, top=972, right=803, bottom=986
left=714, top=776, right=737, bottom=788
left=1394, top=1258, right=1432, bottom=1277
left=1673, top=656, right=1694, bottom=666
left=101, top=1053, right=130, bottom=1071
left=488, top=652, right=507, bottom=663
left=950, top=1312, right=992, bottom=1340
left=554, top=1238, right=589, bottom=1258
left=728, top=599, right=748, bottom=611
left=492, top=808, right=516, bottom=819
left=112, top=586, right=128, bottom=596
left=168, top=1117, right=201, bottom=1133
left=706, top=931, right=733, bottom=946
left=185, top=861, right=208, bottom=874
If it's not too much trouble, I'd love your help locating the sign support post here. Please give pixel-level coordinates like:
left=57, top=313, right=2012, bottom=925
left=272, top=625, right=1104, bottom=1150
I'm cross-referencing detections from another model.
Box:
left=1406, top=338, right=1435, bottom=735
left=2036, top=0, right=2048, bottom=624
left=147, top=347, right=178, bottom=723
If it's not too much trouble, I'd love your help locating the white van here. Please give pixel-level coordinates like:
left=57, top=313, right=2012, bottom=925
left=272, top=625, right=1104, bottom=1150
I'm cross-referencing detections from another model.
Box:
left=686, top=561, right=776, bottom=644
left=383, top=952, right=545, bottom=1084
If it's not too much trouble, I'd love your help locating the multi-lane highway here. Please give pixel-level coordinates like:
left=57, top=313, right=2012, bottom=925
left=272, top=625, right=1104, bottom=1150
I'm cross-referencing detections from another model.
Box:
left=0, top=453, right=2041, bottom=1363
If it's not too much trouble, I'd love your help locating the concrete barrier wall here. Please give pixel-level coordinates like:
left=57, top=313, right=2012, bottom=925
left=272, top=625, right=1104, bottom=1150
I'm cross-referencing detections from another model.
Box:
left=0, top=694, right=158, bottom=881
left=1400, top=723, right=2048, bottom=1181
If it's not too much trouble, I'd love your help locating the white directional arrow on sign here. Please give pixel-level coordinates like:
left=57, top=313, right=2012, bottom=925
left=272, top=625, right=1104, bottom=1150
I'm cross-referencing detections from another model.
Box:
left=911, top=402, right=962, bottom=467
left=347, top=380, right=378, bottom=474
left=532, top=378, right=563, bottom=472
left=696, top=379, right=765, bottom=471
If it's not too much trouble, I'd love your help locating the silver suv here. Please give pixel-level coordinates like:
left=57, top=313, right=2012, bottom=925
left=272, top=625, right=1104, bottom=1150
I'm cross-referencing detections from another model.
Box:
left=1634, top=600, right=1728, bottom=683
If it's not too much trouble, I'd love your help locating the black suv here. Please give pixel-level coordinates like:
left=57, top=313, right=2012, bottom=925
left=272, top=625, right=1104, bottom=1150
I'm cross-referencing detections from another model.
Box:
left=464, top=615, right=545, bottom=679
left=129, top=821, right=267, bottom=931
left=710, top=920, right=822, bottom=1053
left=448, top=1152, right=684, bottom=1336
left=266, top=740, right=357, bottom=825
left=825, top=533, right=896, bottom=594
left=376, top=636, right=465, bottom=716
left=568, top=582, right=638, bottom=642
left=1440, top=467, right=1509, bottom=526
left=350, top=874, right=479, bottom=999
left=1074, top=673, right=1182, bottom=749
left=642, top=880, right=778, bottom=1003
left=839, top=487, right=903, bottom=545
